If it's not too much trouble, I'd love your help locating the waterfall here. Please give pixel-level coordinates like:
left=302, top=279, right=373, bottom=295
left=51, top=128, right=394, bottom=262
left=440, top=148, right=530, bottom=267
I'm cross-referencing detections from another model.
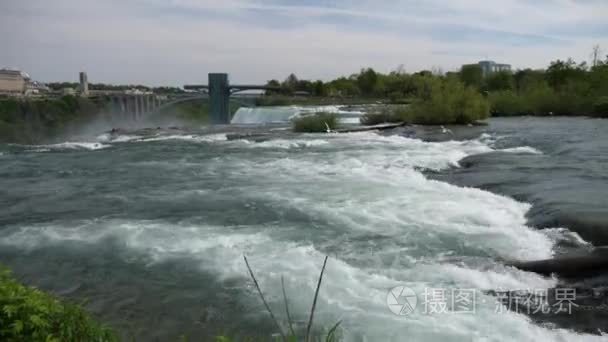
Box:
left=231, top=105, right=365, bottom=124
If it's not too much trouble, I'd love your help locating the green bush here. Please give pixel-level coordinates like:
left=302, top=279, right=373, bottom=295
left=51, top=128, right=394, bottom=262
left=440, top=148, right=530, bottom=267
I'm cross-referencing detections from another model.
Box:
left=292, top=112, right=338, bottom=132
left=408, top=78, right=489, bottom=124
left=522, top=83, right=559, bottom=116
left=488, top=91, right=527, bottom=116
left=593, top=96, right=608, bottom=118
left=0, top=266, right=117, bottom=342
left=489, top=85, right=594, bottom=117
left=0, top=99, right=20, bottom=124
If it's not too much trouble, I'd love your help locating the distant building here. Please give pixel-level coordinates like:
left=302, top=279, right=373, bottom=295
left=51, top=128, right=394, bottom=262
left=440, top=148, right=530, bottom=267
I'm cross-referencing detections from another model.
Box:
left=463, top=60, right=512, bottom=77
left=124, top=88, right=152, bottom=95
left=478, top=60, right=511, bottom=76
left=79, top=71, right=89, bottom=96
left=24, top=81, right=50, bottom=96
left=0, top=68, right=29, bottom=95
left=62, top=87, right=76, bottom=96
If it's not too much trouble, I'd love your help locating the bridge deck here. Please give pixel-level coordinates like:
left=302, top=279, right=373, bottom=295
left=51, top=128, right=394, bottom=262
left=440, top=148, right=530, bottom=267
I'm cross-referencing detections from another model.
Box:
left=184, top=84, right=278, bottom=91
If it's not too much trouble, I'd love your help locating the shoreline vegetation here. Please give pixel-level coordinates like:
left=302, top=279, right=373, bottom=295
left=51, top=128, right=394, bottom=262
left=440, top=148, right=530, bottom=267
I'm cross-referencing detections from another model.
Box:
left=1, top=49, right=607, bottom=140
left=0, top=96, right=101, bottom=144
left=0, top=96, right=212, bottom=144
left=265, top=51, right=607, bottom=120
left=0, top=265, right=117, bottom=342
left=1, top=256, right=341, bottom=342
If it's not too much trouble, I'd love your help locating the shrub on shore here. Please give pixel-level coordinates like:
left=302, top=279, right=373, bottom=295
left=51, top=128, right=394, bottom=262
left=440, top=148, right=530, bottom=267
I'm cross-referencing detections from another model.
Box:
left=487, top=91, right=527, bottom=116
left=488, top=85, right=597, bottom=117
left=407, top=78, right=489, bottom=124
left=593, top=96, right=608, bottom=118
left=292, top=112, right=338, bottom=132
left=0, top=265, right=117, bottom=342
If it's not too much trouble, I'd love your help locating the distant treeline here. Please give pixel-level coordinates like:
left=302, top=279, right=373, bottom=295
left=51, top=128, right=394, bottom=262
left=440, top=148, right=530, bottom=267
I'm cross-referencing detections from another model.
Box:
left=46, top=83, right=186, bottom=94
left=480, top=58, right=608, bottom=117
left=264, top=48, right=608, bottom=120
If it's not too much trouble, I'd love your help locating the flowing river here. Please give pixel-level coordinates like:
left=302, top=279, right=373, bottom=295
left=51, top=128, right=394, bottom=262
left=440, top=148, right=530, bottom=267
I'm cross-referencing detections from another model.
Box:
left=0, top=107, right=607, bottom=341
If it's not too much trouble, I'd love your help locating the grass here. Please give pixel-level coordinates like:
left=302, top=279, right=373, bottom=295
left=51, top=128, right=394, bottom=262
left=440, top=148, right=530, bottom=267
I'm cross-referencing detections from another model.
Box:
left=594, top=96, right=608, bottom=118
left=0, top=265, right=117, bottom=342
left=292, top=112, right=338, bottom=133
left=220, top=255, right=342, bottom=342
left=1, top=256, right=341, bottom=342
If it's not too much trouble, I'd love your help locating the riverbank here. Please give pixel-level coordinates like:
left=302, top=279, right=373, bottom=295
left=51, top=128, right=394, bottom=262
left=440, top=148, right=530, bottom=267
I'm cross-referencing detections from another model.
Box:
left=0, top=264, right=116, bottom=341
left=0, top=97, right=214, bottom=144
left=0, top=96, right=102, bottom=144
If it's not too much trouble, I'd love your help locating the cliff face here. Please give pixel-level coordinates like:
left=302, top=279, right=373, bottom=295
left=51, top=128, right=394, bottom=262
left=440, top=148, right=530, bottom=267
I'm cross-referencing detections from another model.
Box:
left=0, top=96, right=104, bottom=144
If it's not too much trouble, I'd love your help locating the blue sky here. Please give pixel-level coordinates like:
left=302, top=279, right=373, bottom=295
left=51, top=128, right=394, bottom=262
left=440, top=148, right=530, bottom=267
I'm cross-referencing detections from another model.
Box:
left=1, top=0, right=607, bottom=85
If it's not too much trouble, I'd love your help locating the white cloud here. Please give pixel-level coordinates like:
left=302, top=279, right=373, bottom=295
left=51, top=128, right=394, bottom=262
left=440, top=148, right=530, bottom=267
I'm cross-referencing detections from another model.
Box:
left=1, top=0, right=606, bottom=85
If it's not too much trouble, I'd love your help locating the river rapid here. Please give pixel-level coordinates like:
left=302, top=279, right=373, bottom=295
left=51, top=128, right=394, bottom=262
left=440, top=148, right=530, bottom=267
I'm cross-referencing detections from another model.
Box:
left=0, top=107, right=606, bottom=341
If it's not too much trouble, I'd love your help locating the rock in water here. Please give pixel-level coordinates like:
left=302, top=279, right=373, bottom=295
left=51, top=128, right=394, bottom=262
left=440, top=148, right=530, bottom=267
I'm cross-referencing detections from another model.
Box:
left=508, top=247, right=608, bottom=277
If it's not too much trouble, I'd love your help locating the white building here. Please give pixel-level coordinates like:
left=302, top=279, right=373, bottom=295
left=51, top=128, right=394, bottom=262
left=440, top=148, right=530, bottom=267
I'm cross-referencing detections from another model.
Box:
left=0, top=68, right=29, bottom=95
left=478, top=60, right=512, bottom=76
left=463, top=61, right=512, bottom=77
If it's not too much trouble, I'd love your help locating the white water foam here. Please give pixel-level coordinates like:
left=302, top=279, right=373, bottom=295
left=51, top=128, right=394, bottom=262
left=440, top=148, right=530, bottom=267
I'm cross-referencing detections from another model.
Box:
left=1, top=131, right=597, bottom=341
left=28, top=142, right=110, bottom=151
left=542, top=228, right=592, bottom=248
left=96, top=133, right=143, bottom=143
left=241, top=138, right=330, bottom=149
left=499, top=146, right=543, bottom=155
left=241, top=132, right=493, bottom=170
left=0, top=220, right=598, bottom=342
left=138, top=133, right=227, bottom=143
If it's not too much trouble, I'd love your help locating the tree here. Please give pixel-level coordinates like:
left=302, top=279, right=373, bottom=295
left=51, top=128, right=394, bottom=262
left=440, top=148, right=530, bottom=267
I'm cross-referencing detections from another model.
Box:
left=545, top=58, right=587, bottom=91
left=328, top=77, right=359, bottom=97
left=514, top=69, right=544, bottom=93
left=485, top=71, right=514, bottom=92
left=296, top=79, right=313, bottom=93
left=459, top=65, right=483, bottom=89
left=282, top=73, right=299, bottom=94
left=264, top=79, right=281, bottom=95
left=312, top=80, right=327, bottom=97
left=356, top=68, right=378, bottom=96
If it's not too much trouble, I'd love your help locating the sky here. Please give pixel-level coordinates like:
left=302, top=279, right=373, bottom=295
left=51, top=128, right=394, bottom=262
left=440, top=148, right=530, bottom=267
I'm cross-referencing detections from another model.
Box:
left=1, top=0, right=607, bottom=86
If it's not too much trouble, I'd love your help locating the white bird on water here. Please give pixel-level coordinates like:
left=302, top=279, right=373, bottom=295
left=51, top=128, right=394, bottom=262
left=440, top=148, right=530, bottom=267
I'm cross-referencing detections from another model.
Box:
left=440, top=125, right=453, bottom=135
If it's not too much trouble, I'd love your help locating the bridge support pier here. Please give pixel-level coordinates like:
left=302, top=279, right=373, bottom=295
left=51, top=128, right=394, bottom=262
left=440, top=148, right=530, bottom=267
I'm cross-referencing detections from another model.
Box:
left=184, top=73, right=278, bottom=125
left=209, top=73, right=231, bottom=124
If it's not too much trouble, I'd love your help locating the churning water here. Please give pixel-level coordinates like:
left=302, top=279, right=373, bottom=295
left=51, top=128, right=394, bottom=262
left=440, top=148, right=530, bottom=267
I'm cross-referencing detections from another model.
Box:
left=0, top=113, right=606, bottom=341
